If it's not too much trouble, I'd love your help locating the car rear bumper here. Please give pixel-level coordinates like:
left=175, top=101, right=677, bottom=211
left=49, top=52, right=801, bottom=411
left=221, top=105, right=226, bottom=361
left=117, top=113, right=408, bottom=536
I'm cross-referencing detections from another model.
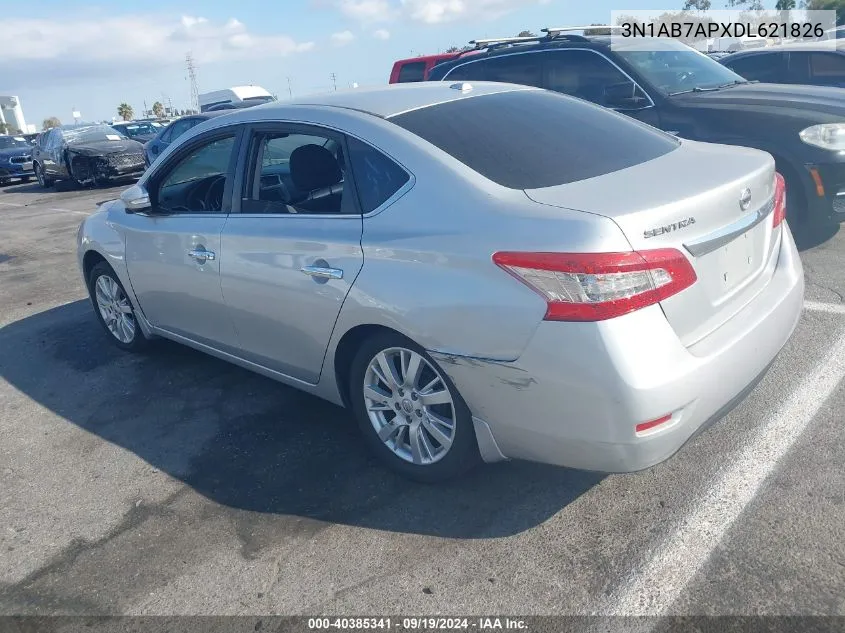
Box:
left=431, top=224, right=804, bottom=472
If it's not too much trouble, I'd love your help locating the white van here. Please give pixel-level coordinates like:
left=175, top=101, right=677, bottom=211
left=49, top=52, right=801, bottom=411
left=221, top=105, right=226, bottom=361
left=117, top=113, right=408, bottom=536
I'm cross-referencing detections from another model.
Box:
left=198, top=86, right=276, bottom=112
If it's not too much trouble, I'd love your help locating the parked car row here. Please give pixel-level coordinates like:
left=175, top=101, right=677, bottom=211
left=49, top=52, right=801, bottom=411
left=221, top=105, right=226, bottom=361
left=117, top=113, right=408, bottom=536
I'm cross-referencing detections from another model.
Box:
left=77, top=46, right=804, bottom=481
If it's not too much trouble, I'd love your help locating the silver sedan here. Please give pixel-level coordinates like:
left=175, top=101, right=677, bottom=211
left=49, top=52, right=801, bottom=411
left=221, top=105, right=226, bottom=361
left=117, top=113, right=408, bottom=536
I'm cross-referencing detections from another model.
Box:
left=77, top=82, right=804, bottom=482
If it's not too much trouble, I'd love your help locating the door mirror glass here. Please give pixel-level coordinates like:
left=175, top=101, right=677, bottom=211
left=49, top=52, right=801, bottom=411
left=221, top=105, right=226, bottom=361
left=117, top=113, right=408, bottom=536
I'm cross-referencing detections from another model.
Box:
left=121, top=184, right=151, bottom=213
left=603, top=81, right=651, bottom=110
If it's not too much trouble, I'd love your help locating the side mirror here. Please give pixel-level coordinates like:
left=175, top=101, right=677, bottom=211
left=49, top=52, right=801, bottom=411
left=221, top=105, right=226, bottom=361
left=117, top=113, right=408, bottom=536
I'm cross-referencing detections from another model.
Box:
left=120, top=184, right=151, bottom=213
left=603, top=82, right=650, bottom=110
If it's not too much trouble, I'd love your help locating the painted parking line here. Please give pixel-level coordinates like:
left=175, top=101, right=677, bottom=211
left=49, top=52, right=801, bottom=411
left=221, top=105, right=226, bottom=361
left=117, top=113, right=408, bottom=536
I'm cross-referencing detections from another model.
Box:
left=601, top=326, right=845, bottom=617
left=804, top=300, right=845, bottom=315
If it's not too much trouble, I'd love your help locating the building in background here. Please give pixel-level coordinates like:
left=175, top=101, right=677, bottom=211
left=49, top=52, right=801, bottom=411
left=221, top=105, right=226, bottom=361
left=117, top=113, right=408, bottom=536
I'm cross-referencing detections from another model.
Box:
left=0, top=96, right=34, bottom=134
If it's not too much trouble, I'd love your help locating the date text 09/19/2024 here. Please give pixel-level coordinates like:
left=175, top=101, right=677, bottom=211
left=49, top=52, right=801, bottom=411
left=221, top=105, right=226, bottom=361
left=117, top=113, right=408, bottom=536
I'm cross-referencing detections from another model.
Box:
left=307, top=617, right=529, bottom=630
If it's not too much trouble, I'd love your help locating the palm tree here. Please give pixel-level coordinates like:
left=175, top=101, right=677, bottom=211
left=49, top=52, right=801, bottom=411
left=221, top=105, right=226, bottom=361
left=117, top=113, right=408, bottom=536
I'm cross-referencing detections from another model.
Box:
left=117, top=103, right=134, bottom=121
left=152, top=101, right=164, bottom=118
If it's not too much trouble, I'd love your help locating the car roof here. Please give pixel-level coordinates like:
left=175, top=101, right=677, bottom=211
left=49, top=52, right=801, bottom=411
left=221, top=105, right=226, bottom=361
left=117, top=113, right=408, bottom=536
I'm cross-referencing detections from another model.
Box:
left=428, top=35, right=613, bottom=77
left=728, top=41, right=845, bottom=56
left=233, top=81, right=537, bottom=120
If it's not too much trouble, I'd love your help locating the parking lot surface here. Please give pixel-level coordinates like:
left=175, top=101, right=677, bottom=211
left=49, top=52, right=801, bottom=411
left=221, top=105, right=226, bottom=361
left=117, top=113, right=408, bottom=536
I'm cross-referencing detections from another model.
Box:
left=1, top=182, right=844, bottom=616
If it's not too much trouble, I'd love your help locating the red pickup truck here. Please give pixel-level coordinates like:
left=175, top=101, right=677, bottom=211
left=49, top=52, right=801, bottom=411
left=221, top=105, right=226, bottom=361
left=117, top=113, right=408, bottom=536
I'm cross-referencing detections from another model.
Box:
left=389, top=53, right=463, bottom=83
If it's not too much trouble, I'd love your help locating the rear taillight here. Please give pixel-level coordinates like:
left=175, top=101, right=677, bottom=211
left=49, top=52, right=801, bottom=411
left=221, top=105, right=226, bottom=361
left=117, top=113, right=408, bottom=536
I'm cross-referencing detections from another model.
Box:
left=772, top=172, right=786, bottom=227
left=492, top=249, right=697, bottom=322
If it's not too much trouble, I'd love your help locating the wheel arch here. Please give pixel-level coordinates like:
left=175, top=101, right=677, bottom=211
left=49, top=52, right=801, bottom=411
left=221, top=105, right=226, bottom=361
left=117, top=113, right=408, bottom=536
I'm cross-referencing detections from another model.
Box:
left=332, top=323, right=409, bottom=410
left=82, top=249, right=108, bottom=291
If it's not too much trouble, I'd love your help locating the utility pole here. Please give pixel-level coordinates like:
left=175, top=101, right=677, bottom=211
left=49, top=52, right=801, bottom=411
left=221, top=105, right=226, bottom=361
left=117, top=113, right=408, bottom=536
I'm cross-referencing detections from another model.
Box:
left=330, top=73, right=337, bottom=91
left=287, top=77, right=293, bottom=99
left=186, top=52, right=199, bottom=112
left=143, top=100, right=148, bottom=117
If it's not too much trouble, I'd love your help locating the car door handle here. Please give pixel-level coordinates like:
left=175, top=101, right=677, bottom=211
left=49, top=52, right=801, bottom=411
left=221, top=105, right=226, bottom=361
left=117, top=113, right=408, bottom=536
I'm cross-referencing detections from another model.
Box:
left=188, top=248, right=215, bottom=261
left=300, top=265, right=343, bottom=280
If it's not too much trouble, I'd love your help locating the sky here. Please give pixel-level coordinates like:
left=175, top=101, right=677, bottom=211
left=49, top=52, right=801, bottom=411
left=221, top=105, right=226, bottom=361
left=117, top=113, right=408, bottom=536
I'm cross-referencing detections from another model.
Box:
left=0, top=0, right=781, bottom=128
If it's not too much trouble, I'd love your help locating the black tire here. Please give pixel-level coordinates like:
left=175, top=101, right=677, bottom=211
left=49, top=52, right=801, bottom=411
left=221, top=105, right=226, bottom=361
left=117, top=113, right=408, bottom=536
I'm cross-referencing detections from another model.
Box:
left=87, top=261, right=148, bottom=352
left=348, top=331, right=480, bottom=483
left=34, top=163, right=53, bottom=188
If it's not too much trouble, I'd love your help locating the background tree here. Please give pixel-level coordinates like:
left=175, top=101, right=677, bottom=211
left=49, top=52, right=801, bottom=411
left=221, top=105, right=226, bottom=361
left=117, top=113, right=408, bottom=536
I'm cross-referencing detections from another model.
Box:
left=517, top=30, right=537, bottom=37
left=802, top=0, right=845, bottom=24
left=0, top=122, right=8, bottom=134
left=683, top=0, right=712, bottom=9
left=776, top=0, right=796, bottom=8
left=152, top=101, right=164, bottom=118
left=42, top=116, right=61, bottom=130
left=727, top=0, right=766, bottom=10
left=117, top=103, right=134, bottom=121
left=584, top=23, right=616, bottom=35
left=445, top=44, right=474, bottom=52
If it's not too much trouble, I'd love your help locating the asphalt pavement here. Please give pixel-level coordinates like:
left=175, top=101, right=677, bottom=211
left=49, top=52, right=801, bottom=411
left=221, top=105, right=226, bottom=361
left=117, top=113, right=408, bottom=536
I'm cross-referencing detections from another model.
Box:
left=0, top=180, right=843, bottom=618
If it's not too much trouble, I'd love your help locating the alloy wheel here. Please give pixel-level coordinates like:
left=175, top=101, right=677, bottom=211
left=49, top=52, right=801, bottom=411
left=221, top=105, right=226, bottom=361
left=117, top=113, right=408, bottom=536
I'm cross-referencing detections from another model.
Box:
left=94, top=274, right=136, bottom=344
left=363, top=347, right=457, bottom=466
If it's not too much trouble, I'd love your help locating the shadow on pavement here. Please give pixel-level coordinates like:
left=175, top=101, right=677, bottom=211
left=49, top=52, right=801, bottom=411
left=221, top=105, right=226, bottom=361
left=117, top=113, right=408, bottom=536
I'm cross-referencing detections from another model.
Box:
left=0, top=301, right=601, bottom=539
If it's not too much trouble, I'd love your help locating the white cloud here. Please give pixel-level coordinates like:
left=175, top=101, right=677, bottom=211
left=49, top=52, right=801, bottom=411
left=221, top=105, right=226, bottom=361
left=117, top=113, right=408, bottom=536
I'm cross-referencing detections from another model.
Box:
left=373, top=28, right=391, bottom=39
left=331, top=30, right=356, bottom=46
left=337, top=0, right=397, bottom=22
left=0, top=14, right=314, bottom=86
left=333, top=0, right=548, bottom=25
left=401, top=0, right=549, bottom=24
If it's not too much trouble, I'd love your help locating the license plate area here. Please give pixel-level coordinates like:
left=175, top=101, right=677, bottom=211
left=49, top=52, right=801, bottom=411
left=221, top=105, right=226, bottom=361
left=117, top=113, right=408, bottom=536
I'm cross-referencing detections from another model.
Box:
left=21, top=162, right=32, bottom=171
left=716, top=229, right=759, bottom=292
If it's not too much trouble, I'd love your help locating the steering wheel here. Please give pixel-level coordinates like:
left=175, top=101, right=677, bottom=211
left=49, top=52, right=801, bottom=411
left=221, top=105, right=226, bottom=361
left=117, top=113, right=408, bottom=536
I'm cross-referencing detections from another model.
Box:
left=204, top=175, right=226, bottom=212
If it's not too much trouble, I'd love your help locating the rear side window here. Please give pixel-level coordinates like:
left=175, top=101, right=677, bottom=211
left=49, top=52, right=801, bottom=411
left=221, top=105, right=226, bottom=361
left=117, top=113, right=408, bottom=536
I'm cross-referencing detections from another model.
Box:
left=480, top=54, right=543, bottom=87
left=347, top=137, right=410, bottom=212
left=389, top=89, right=678, bottom=190
left=398, top=61, right=427, bottom=83
left=810, top=52, right=845, bottom=83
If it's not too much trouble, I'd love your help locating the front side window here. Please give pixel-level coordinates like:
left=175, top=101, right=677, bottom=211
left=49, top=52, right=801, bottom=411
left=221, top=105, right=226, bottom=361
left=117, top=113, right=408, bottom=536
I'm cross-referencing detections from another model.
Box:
left=156, top=135, right=236, bottom=213
left=163, top=118, right=193, bottom=143
left=347, top=137, right=410, bottom=213
left=46, top=130, right=63, bottom=150
left=242, top=130, right=353, bottom=215
left=545, top=50, right=650, bottom=109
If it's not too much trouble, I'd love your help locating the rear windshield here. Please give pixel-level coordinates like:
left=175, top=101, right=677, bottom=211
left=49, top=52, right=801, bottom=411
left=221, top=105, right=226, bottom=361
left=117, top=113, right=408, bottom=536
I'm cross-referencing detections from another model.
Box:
left=389, top=89, right=679, bottom=189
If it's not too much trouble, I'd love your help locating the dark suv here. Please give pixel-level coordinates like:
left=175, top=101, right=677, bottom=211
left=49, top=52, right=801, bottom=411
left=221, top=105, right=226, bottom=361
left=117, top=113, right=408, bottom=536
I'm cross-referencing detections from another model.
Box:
left=721, top=42, right=845, bottom=89
left=428, top=30, right=845, bottom=226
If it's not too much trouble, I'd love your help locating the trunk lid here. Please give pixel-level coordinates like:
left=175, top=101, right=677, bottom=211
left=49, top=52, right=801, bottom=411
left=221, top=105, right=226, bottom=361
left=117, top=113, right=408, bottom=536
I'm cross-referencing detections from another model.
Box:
left=524, top=139, right=780, bottom=347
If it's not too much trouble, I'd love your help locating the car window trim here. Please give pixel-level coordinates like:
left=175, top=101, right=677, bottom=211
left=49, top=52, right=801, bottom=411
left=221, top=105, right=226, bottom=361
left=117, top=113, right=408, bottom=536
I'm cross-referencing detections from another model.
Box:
left=233, top=121, right=362, bottom=218
left=144, top=124, right=245, bottom=218
left=441, top=47, right=656, bottom=111
left=230, top=121, right=414, bottom=219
